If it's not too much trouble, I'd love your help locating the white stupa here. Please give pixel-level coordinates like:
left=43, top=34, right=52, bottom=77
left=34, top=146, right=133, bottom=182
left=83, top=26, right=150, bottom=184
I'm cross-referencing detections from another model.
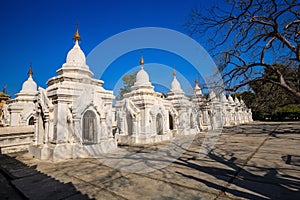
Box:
left=9, top=65, right=37, bottom=126
left=116, top=57, right=177, bottom=144
left=29, top=25, right=116, bottom=161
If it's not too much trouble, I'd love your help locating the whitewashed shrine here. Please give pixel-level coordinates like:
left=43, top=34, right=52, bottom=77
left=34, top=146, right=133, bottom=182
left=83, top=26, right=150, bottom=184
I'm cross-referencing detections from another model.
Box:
left=8, top=66, right=37, bottom=126
left=115, top=57, right=177, bottom=144
left=0, top=25, right=253, bottom=160
left=29, top=27, right=117, bottom=161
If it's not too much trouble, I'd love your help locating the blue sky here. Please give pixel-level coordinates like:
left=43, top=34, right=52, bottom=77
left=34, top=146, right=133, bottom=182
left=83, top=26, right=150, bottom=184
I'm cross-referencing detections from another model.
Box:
left=0, top=0, right=222, bottom=97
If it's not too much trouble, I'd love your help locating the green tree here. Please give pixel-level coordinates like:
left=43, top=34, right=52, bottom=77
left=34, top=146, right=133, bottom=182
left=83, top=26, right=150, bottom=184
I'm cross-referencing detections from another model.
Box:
left=117, top=71, right=137, bottom=100
left=240, top=64, right=300, bottom=120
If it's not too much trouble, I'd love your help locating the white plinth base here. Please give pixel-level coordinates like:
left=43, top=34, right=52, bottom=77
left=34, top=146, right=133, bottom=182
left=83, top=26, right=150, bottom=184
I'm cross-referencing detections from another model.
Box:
left=116, top=131, right=173, bottom=145
left=29, top=139, right=117, bottom=162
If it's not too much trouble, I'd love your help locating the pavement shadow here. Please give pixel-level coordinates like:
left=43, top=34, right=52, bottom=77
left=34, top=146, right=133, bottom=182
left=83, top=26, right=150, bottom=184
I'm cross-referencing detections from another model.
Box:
left=175, top=151, right=300, bottom=200
left=0, top=154, right=91, bottom=200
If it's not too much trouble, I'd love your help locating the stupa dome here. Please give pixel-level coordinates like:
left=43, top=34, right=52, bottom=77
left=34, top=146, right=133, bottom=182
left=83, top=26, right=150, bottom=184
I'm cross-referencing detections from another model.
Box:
left=240, top=99, right=245, bottom=105
left=170, top=70, right=183, bottom=93
left=220, top=93, right=228, bottom=102
left=66, top=41, right=86, bottom=66
left=228, top=95, right=234, bottom=103
left=21, top=75, right=37, bottom=93
left=209, top=90, right=217, bottom=100
left=234, top=97, right=240, bottom=104
left=134, top=56, right=152, bottom=87
left=65, top=24, right=86, bottom=67
left=135, top=67, right=151, bottom=86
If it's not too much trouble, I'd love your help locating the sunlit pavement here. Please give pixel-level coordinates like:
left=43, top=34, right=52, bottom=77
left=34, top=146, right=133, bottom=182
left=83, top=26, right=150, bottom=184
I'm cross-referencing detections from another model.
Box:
left=1, top=121, right=300, bottom=200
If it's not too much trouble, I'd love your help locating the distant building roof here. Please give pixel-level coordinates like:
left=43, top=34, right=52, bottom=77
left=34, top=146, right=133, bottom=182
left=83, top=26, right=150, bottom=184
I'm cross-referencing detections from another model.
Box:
left=0, top=92, right=10, bottom=101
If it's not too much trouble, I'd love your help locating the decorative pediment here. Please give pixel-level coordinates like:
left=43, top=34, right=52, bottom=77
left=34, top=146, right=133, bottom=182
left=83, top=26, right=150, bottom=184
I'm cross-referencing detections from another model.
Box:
left=20, top=106, right=34, bottom=121
left=150, top=104, right=166, bottom=117
left=72, top=88, right=94, bottom=118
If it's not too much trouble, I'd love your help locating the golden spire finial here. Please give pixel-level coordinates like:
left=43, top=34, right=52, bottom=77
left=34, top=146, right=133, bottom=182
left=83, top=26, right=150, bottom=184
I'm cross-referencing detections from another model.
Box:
left=173, top=70, right=176, bottom=77
left=195, top=74, right=199, bottom=84
left=73, top=22, right=81, bottom=41
left=139, top=57, right=144, bottom=65
left=139, top=51, right=144, bottom=65
left=28, top=62, right=33, bottom=77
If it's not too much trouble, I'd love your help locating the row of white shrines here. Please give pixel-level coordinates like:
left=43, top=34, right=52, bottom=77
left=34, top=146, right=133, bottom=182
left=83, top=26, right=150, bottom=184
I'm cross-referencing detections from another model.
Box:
left=1, top=28, right=253, bottom=161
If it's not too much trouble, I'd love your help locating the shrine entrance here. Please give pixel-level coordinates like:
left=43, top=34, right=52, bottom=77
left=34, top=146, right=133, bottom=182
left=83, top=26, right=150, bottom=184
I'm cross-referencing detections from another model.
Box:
left=169, top=113, right=174, bottom=130
left=156, top=113, right=163, bottom=135
left=82, top=111, right=96, bottom=144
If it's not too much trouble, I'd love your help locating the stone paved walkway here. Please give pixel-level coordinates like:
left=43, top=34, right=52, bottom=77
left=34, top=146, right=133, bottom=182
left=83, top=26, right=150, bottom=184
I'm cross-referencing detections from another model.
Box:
left=1, top=121, right=300, bottom=199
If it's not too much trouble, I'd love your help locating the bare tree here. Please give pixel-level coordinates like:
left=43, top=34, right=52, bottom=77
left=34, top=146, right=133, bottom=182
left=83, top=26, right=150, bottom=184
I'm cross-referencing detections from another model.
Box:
left=186, top=0, right=300, bottom=100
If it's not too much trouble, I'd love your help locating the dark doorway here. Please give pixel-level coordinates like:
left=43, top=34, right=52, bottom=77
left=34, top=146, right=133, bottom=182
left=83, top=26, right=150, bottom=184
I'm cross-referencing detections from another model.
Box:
left=82, top=111, right=96, bottom=144
left=169, top=113, right=174, bottom=130
left=156, top=113, right=163, bottom=135
left=28, top=116, right=34, bottom=125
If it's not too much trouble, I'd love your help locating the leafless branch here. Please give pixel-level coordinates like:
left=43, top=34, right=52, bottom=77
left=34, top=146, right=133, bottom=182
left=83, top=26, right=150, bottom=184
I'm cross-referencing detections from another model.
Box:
left=185, top=0, right=300, bottom=99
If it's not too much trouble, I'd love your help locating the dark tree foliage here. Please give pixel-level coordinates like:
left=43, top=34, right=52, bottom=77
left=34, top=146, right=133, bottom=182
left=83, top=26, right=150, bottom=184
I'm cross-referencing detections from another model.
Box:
left=186, top=0, right=300, bottom=100
left=239, top=64, right=300, bottom=120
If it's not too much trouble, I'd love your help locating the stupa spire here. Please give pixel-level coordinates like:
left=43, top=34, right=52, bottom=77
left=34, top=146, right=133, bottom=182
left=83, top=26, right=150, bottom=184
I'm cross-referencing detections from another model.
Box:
left=139, top=51, right=144, bottom=70
left=173, top=70, right=176, bottom=77
left=139, top=56, right=144, bottom=65
left=28, top=62, right=33, bottom=77
left=139, top=52, right=144, bottom=65
left=73, top=22, right=81, bottom=41
left=194, top=77, right=200, bottom=90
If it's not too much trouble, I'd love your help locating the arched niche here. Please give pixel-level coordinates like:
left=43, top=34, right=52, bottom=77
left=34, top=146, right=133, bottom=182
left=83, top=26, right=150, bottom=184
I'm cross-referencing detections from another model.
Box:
left=169, top=112, right=174, bottom=130
left=27, top=115, right=34, bottom=125
left=190, top=113, right=193, bottom=128
left=156, top=113, right=163, bottom=135
left=82, top=110, right=97, bottom=144
left=126, top=112, right=133, bottom=135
